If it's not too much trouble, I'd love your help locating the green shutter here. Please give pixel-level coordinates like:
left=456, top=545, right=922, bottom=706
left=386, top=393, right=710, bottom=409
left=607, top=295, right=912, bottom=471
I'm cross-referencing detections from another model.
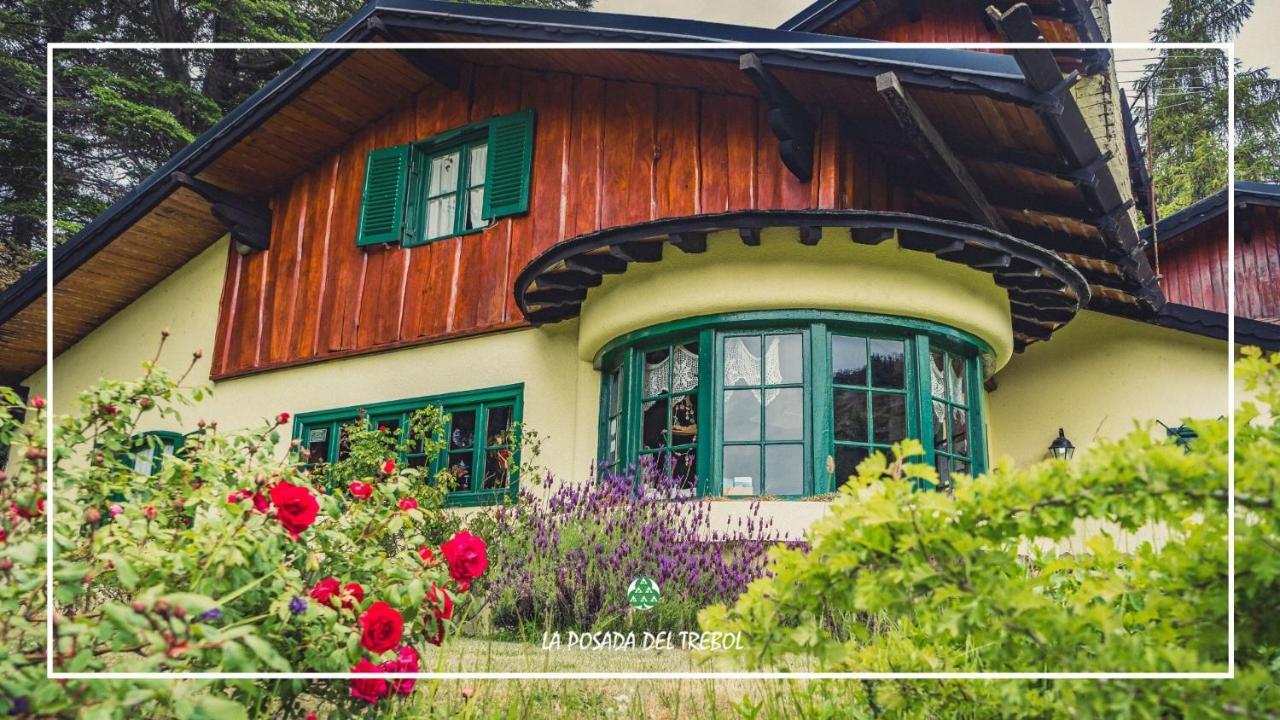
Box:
left=356, top=144, right=411, bottom=247
left=482, top=110, right=535, bottom=219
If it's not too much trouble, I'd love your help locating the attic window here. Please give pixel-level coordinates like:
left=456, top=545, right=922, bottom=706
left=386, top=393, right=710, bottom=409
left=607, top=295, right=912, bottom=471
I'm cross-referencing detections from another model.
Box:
left=356, top=110, right=535, bottom=248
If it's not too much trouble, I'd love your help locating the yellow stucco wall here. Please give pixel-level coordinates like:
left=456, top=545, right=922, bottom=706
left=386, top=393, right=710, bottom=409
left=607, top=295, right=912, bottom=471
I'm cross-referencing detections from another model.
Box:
left=28, top=237, right=600, bottom=486
left=986, top=310, right=1231, bottom=466
left=577, top=228, right=1015, bottom=369
left=27, top=233, right=1233, bottom=540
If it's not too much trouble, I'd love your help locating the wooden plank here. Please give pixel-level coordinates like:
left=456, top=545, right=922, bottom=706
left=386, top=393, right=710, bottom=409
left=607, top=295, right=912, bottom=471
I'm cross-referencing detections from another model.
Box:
left=504, top=70, right=574, bottom=323
left=725, top=94, right=757, bottom=210
left=698, top=93, right=729, bottom=214
left=566, top=76, right=605, bottom=238
left=655, top=87, right=699, bottom=219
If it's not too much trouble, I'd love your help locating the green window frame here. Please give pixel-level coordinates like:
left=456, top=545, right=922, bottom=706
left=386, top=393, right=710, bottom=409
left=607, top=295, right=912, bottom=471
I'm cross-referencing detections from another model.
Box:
left=597, top=311, right=989, bottom=499
left=123, top=430, right=185, bottom=477
left=356, top=110, right=535, bottom=248
left=292, top=384, right=524, bottom=507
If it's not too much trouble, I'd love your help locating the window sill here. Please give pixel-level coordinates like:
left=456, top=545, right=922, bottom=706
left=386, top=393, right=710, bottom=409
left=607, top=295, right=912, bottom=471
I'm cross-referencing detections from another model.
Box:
left=443, top=486, right=518, bottom=508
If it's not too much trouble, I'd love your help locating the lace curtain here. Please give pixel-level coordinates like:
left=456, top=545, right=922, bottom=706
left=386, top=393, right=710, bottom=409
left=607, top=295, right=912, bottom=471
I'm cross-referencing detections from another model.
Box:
left=723, top=336, right=783, bottom=404
left=643, top=344, right=699, bottom=409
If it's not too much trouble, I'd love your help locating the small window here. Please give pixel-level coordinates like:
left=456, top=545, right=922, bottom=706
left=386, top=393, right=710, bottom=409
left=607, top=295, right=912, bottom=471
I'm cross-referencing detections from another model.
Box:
left=125, top=431, right=183, bottom=476
left=292, top=385, right=523, bottom=507
left=423, top=141, right=490, bottom=241
left=356, top=111, right=535, bottom=247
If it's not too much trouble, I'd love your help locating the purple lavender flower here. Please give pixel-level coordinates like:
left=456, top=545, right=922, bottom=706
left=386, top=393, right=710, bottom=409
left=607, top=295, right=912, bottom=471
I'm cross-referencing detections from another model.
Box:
left=289, top=596, right=307, bottom=615
left=198, top=608, right=223, bottom=622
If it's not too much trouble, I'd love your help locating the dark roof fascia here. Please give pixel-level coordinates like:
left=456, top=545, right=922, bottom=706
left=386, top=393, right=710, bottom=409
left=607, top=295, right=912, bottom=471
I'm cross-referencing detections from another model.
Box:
left=1138, top=182, right=1280, bottom=245
left=1120, top=89, right=1152, bottom=225
left=0, top=2, right=382, bottom=327
left=780, top=0, right=1108, bottom=51
left=0, top=0, right=1044, bottom=329
left=778, top=0, right=867, bottom=32
left=1147, top=302, right=1280, bottom=350
left=363, top=1, right=1029, bottom=85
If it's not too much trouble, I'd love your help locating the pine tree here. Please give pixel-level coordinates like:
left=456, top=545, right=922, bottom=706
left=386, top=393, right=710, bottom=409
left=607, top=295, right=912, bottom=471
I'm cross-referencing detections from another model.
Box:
left=1137, top=0, right=1280, bottom=216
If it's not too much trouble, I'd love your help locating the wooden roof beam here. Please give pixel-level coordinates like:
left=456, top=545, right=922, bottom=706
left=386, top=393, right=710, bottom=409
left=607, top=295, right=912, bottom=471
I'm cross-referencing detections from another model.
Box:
left=172, top=172, right=271, bottom=253
left=876, top=71, right=1010, bottom=234
left=740, top=52, right=815, bottom=182
left=366, top=17, right=461, bottom=89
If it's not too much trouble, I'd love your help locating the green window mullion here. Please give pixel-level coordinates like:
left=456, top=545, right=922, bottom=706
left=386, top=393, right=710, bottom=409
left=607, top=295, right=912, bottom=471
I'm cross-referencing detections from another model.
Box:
left=914, top=335, right=937, bottom=469
left=695, top=327, right=714, bottom=497
left=811, top=323, right=832, bottom=495
left=471, top=405, right=488, bottom=494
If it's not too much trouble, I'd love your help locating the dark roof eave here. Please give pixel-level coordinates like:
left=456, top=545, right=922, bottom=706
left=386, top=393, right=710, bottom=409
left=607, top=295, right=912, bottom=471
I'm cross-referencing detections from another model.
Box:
left=1138, top=181, right=1280, bottom=245
left=1146, top=302, right=1280, bottom=351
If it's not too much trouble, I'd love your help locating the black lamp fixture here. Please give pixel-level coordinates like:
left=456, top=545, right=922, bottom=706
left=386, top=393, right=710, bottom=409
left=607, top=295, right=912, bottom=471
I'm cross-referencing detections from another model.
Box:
left=1048, top=428, right=1075, bottom=461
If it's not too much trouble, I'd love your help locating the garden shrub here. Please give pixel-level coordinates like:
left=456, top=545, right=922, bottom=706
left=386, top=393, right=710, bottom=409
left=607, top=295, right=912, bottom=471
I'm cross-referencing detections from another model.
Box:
left=701, top=348, right=1280, bottom=713
left=0, top=333, right=492, bottom=717
left=474, top=462, right=795, bottom=638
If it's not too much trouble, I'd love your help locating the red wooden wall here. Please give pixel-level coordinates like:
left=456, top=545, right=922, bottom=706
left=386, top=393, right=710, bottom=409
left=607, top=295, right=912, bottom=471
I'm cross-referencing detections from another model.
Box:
left=211, top=64, right=896, bottom=378
left=1154, top=206, right=1280, bottom=322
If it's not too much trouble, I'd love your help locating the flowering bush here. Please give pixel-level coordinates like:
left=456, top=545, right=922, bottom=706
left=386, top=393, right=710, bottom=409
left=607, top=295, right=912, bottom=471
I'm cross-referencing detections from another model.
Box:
left=0, top=334, right=490, bottom=716
left=702, top=347, right=1278, bottom=685
left=475, top=461, right=797, bottom=636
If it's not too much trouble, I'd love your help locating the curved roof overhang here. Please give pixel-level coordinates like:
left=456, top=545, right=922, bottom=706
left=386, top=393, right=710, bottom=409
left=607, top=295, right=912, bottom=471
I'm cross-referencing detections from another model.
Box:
left=514, top=210, right=1090, bottom=353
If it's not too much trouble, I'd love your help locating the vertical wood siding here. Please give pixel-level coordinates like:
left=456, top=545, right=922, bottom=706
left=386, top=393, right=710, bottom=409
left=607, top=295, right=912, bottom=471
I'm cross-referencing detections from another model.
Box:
left=211, top=66, right=884, bottom=378
left=1155, top=206, right=1280, bottom=322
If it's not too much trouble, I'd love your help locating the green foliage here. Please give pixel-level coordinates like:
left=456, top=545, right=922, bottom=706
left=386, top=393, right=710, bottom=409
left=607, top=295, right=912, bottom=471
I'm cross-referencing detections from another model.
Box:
left=1140, top=1, right=1280, bottom=216
left=0, top=333, right=489, bottom=717
left=701, top=348, right=1280, bottom=715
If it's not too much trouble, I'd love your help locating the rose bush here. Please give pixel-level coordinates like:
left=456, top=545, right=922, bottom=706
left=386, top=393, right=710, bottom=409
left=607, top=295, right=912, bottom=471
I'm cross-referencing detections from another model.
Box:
left=0, top=333, right=490, bottom=717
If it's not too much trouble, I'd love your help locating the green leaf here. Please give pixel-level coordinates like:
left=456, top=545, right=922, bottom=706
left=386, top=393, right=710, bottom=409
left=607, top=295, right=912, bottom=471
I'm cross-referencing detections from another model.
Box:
left=191, top=695, right=247, bottom=720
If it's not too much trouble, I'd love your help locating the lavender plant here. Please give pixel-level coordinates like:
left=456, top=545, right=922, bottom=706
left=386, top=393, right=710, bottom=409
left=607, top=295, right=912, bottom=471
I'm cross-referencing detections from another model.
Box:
left=475, top=459, right=800, bottom=636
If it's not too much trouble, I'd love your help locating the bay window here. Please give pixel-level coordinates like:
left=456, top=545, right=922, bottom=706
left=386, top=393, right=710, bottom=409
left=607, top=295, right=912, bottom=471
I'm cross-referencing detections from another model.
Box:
left=597, top=311, right=988, bottom=497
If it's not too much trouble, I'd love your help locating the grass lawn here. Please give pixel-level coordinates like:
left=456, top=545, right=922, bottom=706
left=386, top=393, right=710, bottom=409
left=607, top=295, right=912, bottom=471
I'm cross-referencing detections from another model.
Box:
left=395, top=636, right=819, bottom=718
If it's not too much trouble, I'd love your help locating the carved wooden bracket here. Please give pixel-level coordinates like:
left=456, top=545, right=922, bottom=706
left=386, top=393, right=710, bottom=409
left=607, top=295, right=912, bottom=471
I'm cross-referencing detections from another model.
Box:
left=172, top=172, right=272, bottom=253
left=740, top=53, right=815, bottom=182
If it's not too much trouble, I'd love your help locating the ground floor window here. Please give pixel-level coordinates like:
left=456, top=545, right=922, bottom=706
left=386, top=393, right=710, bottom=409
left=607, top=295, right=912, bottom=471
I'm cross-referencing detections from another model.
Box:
left=125, top=430, right=184, bottom=476
left=597, top=311, right=988, bottom=497
left=293, top=384, right=522, bottom=507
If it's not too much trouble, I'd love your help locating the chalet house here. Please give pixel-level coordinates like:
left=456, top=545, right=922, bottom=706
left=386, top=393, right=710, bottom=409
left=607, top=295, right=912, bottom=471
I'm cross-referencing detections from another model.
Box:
left=3, top=0, right=1275, bottom=526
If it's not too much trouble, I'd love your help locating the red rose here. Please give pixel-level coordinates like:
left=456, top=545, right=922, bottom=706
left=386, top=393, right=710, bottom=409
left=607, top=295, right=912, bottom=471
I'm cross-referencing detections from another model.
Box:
left=358, top=601, right=403, bottom=654
left=143, top=505, right=157, bottom=520
left=309, top=577, right=340, bottom=606
left=277, top=412, right=290, bottom=425
left=417, top=545, right=435, bottom=564
left=381, top=459, right=396, bottom=475
left=0, top=529, right=6, bottom=543
left=251, top=492, right=270, bottom=513
left=31, top=395, right=45, bottom=409
left=398, top=497, right=418, bottom=511
left=441, top=531, right=488, bottom=586
left=269, top=481, right=318, bottom=540
left=226, top=492, right=240, bottom=504
left=348, top=481, right=373, bottom=500
left=379, top=645, right=419, bottom=696
left=341, top=582, right=365, bottom=610
left=349, top=658, right=389, bottom=704
left=426, top=582, right=454, bottom=621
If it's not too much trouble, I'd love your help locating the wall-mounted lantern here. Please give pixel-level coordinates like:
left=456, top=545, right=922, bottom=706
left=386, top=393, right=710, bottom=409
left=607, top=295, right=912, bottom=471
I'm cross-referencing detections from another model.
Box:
left=1048, top=428, right=1075, bottom=461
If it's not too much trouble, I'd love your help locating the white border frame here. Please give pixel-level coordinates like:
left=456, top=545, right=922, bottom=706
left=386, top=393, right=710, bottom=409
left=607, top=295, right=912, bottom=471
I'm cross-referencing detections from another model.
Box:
left=43, top=38, right=1236, bottom=681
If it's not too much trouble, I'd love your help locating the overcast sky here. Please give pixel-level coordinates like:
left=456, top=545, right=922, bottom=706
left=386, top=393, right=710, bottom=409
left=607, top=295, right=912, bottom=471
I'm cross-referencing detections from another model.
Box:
left=594, top=0, right=1279, bottom=74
